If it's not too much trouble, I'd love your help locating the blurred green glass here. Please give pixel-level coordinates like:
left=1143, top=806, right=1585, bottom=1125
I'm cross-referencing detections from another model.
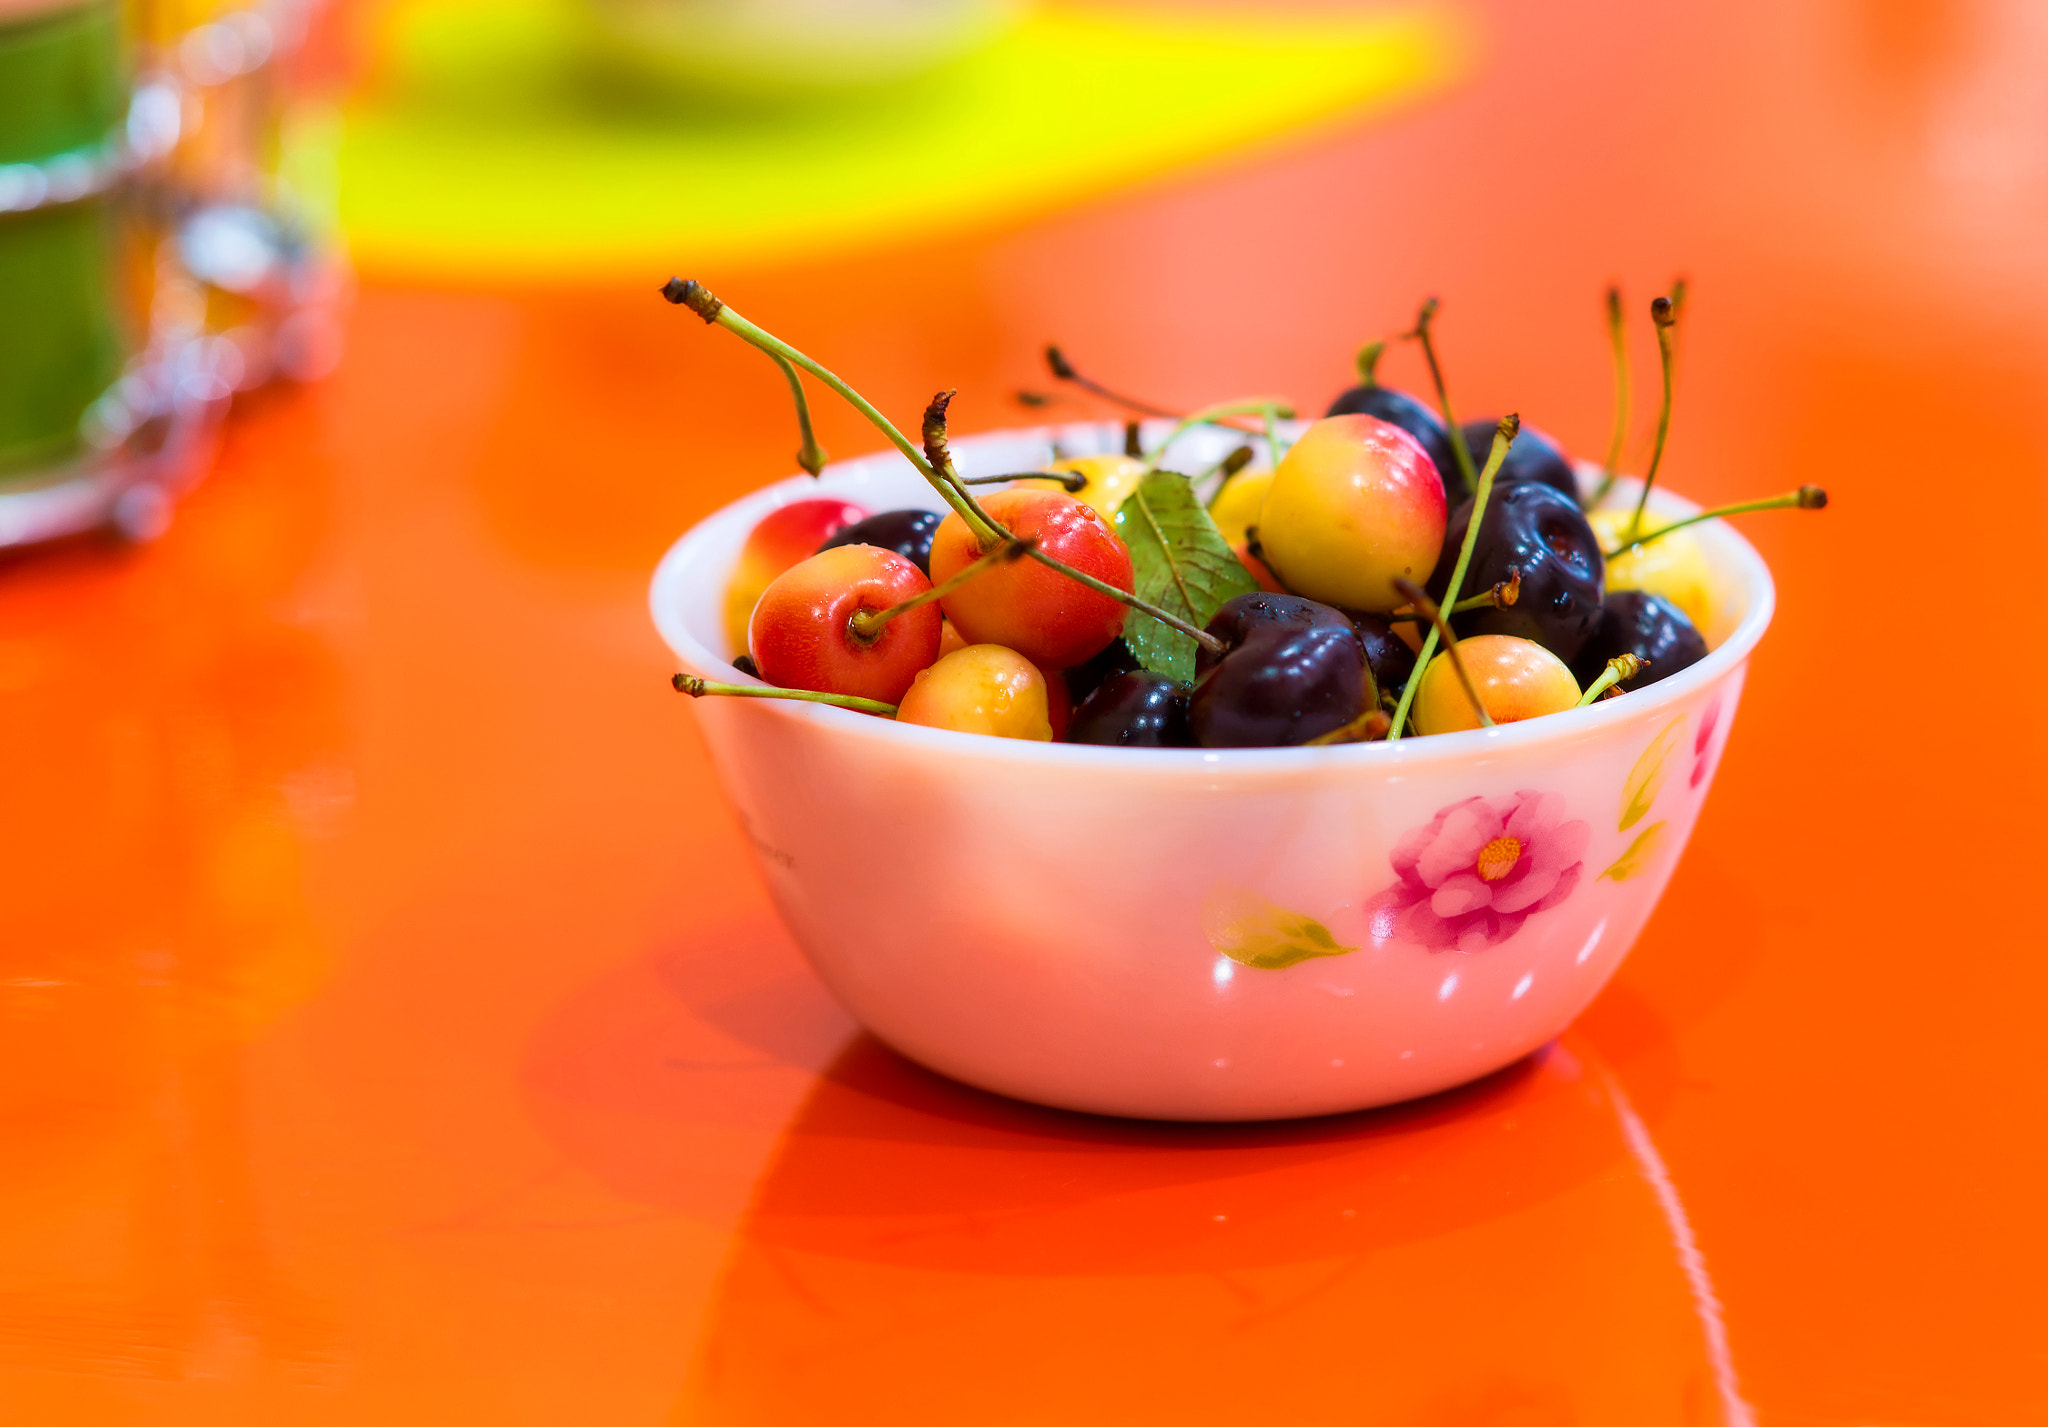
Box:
left=0, top=0, right=127, bottom=481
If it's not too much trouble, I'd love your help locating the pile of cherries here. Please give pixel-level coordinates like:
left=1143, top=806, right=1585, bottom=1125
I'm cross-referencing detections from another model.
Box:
left=670, top=279, right=1823, bottom=748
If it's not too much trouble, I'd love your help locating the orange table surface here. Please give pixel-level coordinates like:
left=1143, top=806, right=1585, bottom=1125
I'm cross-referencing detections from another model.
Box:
left=6, top=1, right=2048, bottom=1422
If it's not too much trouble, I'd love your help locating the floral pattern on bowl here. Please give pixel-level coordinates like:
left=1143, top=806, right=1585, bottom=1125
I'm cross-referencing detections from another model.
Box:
left=1366, top=792, right=1592, bottom=953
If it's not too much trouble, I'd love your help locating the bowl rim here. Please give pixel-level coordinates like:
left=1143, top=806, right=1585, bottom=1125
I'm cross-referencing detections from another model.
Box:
left=649, top=421, right=1775, bottom=772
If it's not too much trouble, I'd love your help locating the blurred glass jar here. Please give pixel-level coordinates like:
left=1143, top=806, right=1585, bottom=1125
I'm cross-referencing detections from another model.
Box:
left=0, top=0, right=132, bottom=482
left=584, top=0, right=1025, bottom=99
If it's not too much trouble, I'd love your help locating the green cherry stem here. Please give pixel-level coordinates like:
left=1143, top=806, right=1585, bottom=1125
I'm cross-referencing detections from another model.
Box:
left=672, top=673, right=897, bottom=717
left=1200, top=445, right=1257, bottom=504
left=960, top=470, right=1088, bottom=491
left=1147, top=397, right=1297, bottom=469
left=1410, top=297, right=1480, bottom=499
left=847, top=537, right=1035, bottom=642
left=921, top=392, right=1230, bottom=656
left=1574, top=654, right=1645, bottom=707
left=768, top=350, right=829, bottom=477
left=1045, top=345, right=1181, bottom=420
left=1625, top=294, right=1679, bottom=544
left=1355, top=339, right=1387, bottom=386
left=662, top=278, right=1005, bottom=546
left=1393, top=577, right=1494, bottom=729
left=1586, top=285, right=1629, bottom=509
left=1603, top=485, right=1828, bottom=560
left=1387, top=571, right=1520, bottom=621
left=1388, top=413, right=1520, bottom=741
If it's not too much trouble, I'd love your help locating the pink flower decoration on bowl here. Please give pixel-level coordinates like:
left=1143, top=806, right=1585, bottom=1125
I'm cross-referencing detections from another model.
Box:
left=1366, top=791, right=1591, bottom=953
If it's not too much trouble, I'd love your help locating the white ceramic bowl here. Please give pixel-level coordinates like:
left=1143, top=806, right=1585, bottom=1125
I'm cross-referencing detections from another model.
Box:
left=650, top=422, right=1772, bottom=1120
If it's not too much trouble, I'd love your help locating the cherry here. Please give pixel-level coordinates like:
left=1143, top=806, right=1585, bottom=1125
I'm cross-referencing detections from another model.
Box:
left=1036, top=453, right=1148, bottom=524
left=1188, top=593, right=1367, bottom=747
left=1457, top=421, right=1579, bottom=499
left=895, top=644, right=1054, bottom=740
left=1411, top=634, right=1580, bottom=735
left=817, top=508, right=943, bottom=575
left=1257, top=414, right=1447, bottom=612
left=748, top=545, right=942, bottom=705
left=724, top=497, right=867, bottom=653
left=1429, top=481, right=1605, bottom=662
left=1346, top=609, right=1416, bottom=696
left=1067, top=671, right=1189, bottom=747
left=1570, top=591, right=1705, bottom=692
left=1062, top=635, right=1141, bottom=705
left=1326, top=385, right=1459, bottom=503
left=928, top=486, right=1133, bottom=669
left=1589, top=507, right=1714, bottom=635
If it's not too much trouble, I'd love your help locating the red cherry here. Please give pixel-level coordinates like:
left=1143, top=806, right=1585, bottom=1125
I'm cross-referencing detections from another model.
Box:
left=928, top=488, right=1133, bottom=669
left=748, top=545, right=942, bottom=704
left=724, top=498, right=867, bottom=653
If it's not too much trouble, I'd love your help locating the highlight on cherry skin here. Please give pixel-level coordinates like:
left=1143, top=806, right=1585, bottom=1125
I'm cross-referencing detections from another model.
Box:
left=722, top=497, right=867, bottom=652
left=896, top=644, right=1054, bottom=740
left=747, top=544, right=942, bottom=705
left=1411, top=634, right=1581, bottom=736
left=928, top=486, right=1134, bottom=669
left=1256, top=414, right=1448, bottom=612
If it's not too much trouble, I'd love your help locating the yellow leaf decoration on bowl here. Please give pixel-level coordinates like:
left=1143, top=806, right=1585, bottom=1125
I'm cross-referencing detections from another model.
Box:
left=1619, top=715, right=1686, bottom=832
left=1600, top=821, right=1667, bottom=883
left=1201, top=886, right=1357, bottom=971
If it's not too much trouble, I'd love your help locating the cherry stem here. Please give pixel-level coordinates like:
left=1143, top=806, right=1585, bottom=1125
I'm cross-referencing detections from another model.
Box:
left=1387, top=413, right=1519, bottom=740
left=1392, top=577, right=1494, bottom=729
left=1604, top=486, right=1826, bottom=559
left=666, top=283, right=1229, bottom=660
left=672, top=673, right=896, bottom=717
left=962, top=470, right=1088, bottom=491
left=921, top=391, right=1231, bottom=656
left=1044, top=345, right=1181, bottom=420
left=1409, top=297, right=1479, bottom=499
left=1387, top=571, right=1519, bottom=621
left=1625, top=294, right=1679, bottom=543
left=1147, top=397, right=1297, bottom=470
left=1586, top=285, right=1629, bottom=509
left=847, top=538, right=1035, bottom=642
left=1574, top=654, right=1645, bottom=706
left=1201, top=445, right=1257, bottom=506
left=768, top=351, right=829, bottom=477
left=1354, top=339, right=1386, bottom=386
left=662, top=279, right=1005, bottom=547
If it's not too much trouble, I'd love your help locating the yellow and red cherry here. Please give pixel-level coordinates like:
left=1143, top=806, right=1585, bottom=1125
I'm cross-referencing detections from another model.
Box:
left=1589, top=508, right=1715, bottom=637
left=1257, top=414, right=1447, bottom=612
left=1411, top=634, right=1580, bottom=735
left=1035, top=453, right=1148, bottom=524
left=895, top=644, right=1054, bottom=740
left=1207, top=469, right=1273, bottom=549
left=929, top=487, right=1134, bottom=669
left=747, top=544, right=941, bottom=705
left=724, top=498, right=867, bottom=653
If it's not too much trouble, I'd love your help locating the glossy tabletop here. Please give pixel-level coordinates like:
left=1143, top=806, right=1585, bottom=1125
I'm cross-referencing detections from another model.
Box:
left=6, top=0, right=2048, bottom=1421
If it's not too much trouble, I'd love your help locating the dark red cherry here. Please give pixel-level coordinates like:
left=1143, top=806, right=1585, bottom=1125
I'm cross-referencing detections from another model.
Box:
left=1428, top=482, right=1605, bottom=662
left=1325, top=385, right=1459, bottom=501
left=1342, top=609, right=1415, bottom=696
left=1457, top=420, right=1579, bottom=499
left=1066, top=671, right=1190, bottom=747
left=816, top=508, right=944, bottom=575
left=1570, top=590, right=1707, bottom=692
left=1062, top=636, right=1142, bottom=706
left=1188, top=593, right=1366, bottom=748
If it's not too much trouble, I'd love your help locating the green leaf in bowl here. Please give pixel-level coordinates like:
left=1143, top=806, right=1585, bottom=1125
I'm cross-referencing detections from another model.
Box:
left=1113, top=470, right=1259, bottom=682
